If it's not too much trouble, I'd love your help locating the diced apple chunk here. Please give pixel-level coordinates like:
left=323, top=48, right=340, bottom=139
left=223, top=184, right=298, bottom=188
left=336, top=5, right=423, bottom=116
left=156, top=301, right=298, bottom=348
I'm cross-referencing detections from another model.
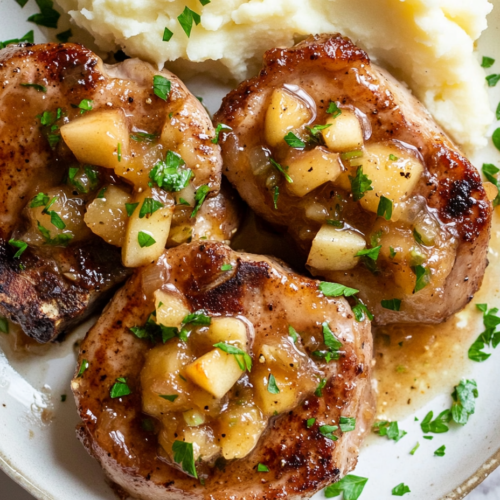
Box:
left=307, top=225, right=366, bottom=271
left=322, top=111, right=364, bottom=152
left=122, top=187, right=174, bottom=268
left=285, top=147, right=342, bottom=197
left=218, top=404, right=267, bottom=459
left=206, top=317, right=247, bottom=347
left=61, top=109, right=130, bottom=169
left=84, top=185, right=131, bottom=247
left=265, top=88, right=311, bottom=147
left=184, top=349, right=243, bottom=399
left=254, top=370, right=298, bottom=416
left=154, top=290, right=190, bottom=329
left=183, top=408, right=206, bottom=427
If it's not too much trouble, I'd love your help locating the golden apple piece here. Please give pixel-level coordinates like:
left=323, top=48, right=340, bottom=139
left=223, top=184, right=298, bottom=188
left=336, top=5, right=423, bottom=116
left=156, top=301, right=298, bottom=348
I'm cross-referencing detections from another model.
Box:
left=61, top=109, right=130, bottom=169
left=206, top=317, right=248, bottom=347
left=307, top=225, right=366, bottom=272
left=322, top=111, right=364, bottom=152
left=154, top=290, right=191, bottom=329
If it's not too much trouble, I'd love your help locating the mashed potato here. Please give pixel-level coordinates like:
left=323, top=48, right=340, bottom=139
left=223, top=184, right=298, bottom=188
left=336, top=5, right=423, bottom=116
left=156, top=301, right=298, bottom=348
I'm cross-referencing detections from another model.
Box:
left=56, top=0, right=493, bottom=152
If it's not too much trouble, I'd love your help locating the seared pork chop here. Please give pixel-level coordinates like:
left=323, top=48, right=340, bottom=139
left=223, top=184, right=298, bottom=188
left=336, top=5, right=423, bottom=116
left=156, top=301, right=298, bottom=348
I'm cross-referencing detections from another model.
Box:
left=215, top=34, right=493, bottom=325
left=0, top=43, right=237, bottom=342
left=72, top=241, right=374, bottom=500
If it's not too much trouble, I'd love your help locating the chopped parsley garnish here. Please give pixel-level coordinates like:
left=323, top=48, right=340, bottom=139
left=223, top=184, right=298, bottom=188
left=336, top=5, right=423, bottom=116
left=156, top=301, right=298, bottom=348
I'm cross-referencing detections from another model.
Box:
left=284, top=132, right=306, bottom=148
left=451, top=379, right=478, bottom=424
left=392, top=483, right=411, bottom=496
left=177, top=6, right=201, bottom=38
left=15, top=0, right=29, bottom=7
left=372, top=420, right=407, bottom=442
left=28, top=0, right=60, bottom=29
left=326, top=219, right=343, bottom=228
left=37, top=221, right=73, bottom=247
left=339, top=416, right=356, bottom=432
left=324, top=474, right=368, bottom=500
left=352, top=297, right=374, bottom=322
left=0, top=317, right=9, bottom=334
left=110, top=377, right=132, bottom=399
left=410, top=442, right=420, bottom=455
left=288, top=325, right=298, bottom=343
left=273, top=186, right=279, bottom=209
left=139, top=198, right=164, bottom=219
left=257, top=463, right=269, bottom=472
left=389, top=154, right=399, bottom=161
left=326, top=101, right=342, bottom=118
left=314, top=378, right=327, bottom=397
left=413, top=228, right=424, bottom=245
left=381, top=299, right=401, bottom=311
left=213, top=342, right=252, bottom=371
left=356, top=245, right=381, bottom=261
left=159, top=394, right=178, bottom=402
left=270, top=158, right=293, bottom=183
left=56, top=29, right=72, bottom=42
left=434, top=445, right=446, bottom=457
left=125, top=202, right=139, bottom=217
left=183, top=310, right=211, bottom=326
left=131, top=132, right=157, bottom=143
left=221, top=264, right=232, bottom=271
left=0, top=30, right=34, bottom=49
left=482, top=56, right=495, bottom=68
left=153, top=75, right=172, bottom=101
left=8, top=239, right=28, bottom=258
left=468, top=303, right=500, bottom=362
left=68, top=166, right=99, bottom=194
left=117, top=143, right=122, bottom=162
left=341, top=150, right=363, bottom=161
left=96, top=187, right=107, bottom=199
left=172, top=440, right=197, bottom=478
left=420, top=410, right=451, bottom=434
left=130, top=313, right=187, bottom=344
left=163, top=27, right=174, bottom=42
left=319, top=281, right=359, bottom=297
left=267, top=374, right=280, bottom=394
left=486, top=74, right=500, bottom=87
left=191, top=185, right=210, bottom=218
left=20, top=83, right=47, bottom=92
left=307, top=123, right=332, bottom=137
left=423, top=436, right=433, bottom=440
left=212, top=123, right=232, bottom=144
left=306, top=418, right=316, bottom=429
left=389, top=246, right=397, bottom=259
left=349, top=166, right=373, bottom=201
left=482, top=163, right=500, bottom=207
left=377, top=196, right=393, bottom=220
left=493, top=128, right=500, bottom=152
left=77, top=99, right=93, bottom=114
left=138, top=231, right=156, bottom=248
left=150, top=150, right=192, bottom=192
left=313, top=322, right=343, bottom=362
left=319, top=424, right=338, bottom=441
left=77, top=359, right=89, bottom=377
left=199, top=0, right=211, bottom=5
left=178, top=198, right=190, bottom=206
left=413, top=264, right=431, bottom=293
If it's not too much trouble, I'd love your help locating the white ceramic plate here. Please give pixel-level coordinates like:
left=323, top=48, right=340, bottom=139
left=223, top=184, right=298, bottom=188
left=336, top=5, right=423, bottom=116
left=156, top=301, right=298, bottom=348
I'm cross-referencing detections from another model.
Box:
left=1, top=1, right=500, bottom=499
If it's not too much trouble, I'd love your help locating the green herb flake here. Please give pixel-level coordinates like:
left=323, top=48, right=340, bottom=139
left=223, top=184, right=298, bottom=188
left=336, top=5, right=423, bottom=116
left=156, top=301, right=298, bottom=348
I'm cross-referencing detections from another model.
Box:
left=0, top=317, right=9, bottom=334
left=319, top=424, right=338, bottom=441
left=153, top=75, right=172, bottom=101
left=78, top=99, right=93, bottom=114
left=319, top=281, right=359, bottom=297
left=372, top=420, right=407, bottom=442
left=15, top=0, right=29, bottom=7
left=28, top=0, right=61, bottom=29
left=30, top=192, right=50, bottom=208
left=257, top=463, right=269, bottom=473
left=139, top=198, right=164, bottom=219
left=267, top=374, right=280, bottom=394
left=284, top=132, right=306, bottom=148
left=434, top=445, right=446, bottom=457
left=389, top=246, right=397, bottom=259
left=327, top=101, right=342, bottom=118
left=125, top=202, right=139, bottom=217
left=60, top=394, right=67, bottom=402
left=110, top=377, right=132, bottom=399
left=392, top=483, right=411, bottom=496
left=8, top=239, right=28, bottom=258
left=339, top=416, right=356, bottom=432
left=163, top=27, right=174, bottom=42
left=349, top=166, right=373, bottom=201
left=131, top=132, right=157, bottom=143
left=172, top=440, right=198, bottom=478
left=326, top=219, right=343, bottom=228
left=212, top=123, right=232, bottom=144
left=56, top=29, right=72, bottom=42
left=377, top=196, right=393, bottom=220
left=451, top=379, right=478, bottom=425
left=221, top=264, right=232, bottom=271
left=273, top=186, right=279, bottom=209
left=389, top=154, right=399, bottom=161
left=420, top=409, right=451, bottom=434
left=486, top=74, right=500, bottom=87
left=410, top=442, right=420, bottom=455
left=213, top=342, right=252, bottom=371
left=150, top=151, right=192, bottom=192
left=413, top=264, right=431, bottom=293
left=177, top=6, right=201, bottom=38
left=381, top=299, right=402, bottom=311
left=138, top=231, right=156, bottom=248
left=468, top=304, right=500, bottom=362
left=270, top=158, right=293, bottom=183
left=0, top=30, right=34, bottom=49
left=183, top=310, right=211, bottom=326
left=306, top=418, right=316, bottom=429
left=356, top=245, right=381, bottom=261
left=37, top=221, right=73, bottom=247
left=160, top=394, right=179, bottom=402
left=352, top=297, right=374, bottom=322
left=20, top=83, right=47, bottom=93
left=324, top=474, right=368, bottom=500
left=314, top=378, right=327, bottom=397
left=482, top=56, right=495, bottom=68
left=288, top=325, right=298, bottom=343
left=307, top=123, right=332, bottom=137
left=199, top=0, right=211, bottom=4
left=482, top=163, right=500, bottom=207
left=341, top=150, right=363, bottom=161
left=191, top=185, right=210, bottom=218
left=77, top=359, right=89, bottom=377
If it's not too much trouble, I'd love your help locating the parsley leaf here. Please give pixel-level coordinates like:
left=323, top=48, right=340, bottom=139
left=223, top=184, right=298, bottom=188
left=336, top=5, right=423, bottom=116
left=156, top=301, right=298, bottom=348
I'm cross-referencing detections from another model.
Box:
left=487, top=74, right=500, bottom=87
left=138, top=231, right=156, bottom=248
left=0, top=317, right=8, bottom=334
left=267, top=374, right=280, bottom=394
left=273, top=186, right=279, bottom=209
left=451, top=379, right=478, bottom=425
left=257, top=463, right=269, bottom=472
left=28, top=0, right=60, bottom=29
left=314, top=378, right=327, bottom=397
left=377, top=196, right=393, bottom=220
left=56, top=29, right=72, bottom=42
left=288, top=325, right=298, bottom=343
left=150, top=151, right=192, bottom=192
left=153, top=75, right=171, bottom=101
left=182, top=310, right=211, bottom=326
left=373, top=420, right=407, bottom=442
left=110, top=377, right=131, bottom=398
left=172, top=440, right=197, bottom=478
left=125, top=202, right=139, bottom=217
left=413, top=265, right=431, bottom=293
left=420, top=410, right=451, bottom=434
left=482, top=163, right=500, bottom=207
left=313, top=322, right=343, bottom=362
left=131, top=132, right=157, bottom=143
left=307, top=123, right=332, bottom=137
left=482, top=56, right=495, bottom=68
left=191, top=185, right=210, bottom=218
left=319, top=424, right=338, bottom=441
left=356, top=245, right=381, bottom=261
left=0, top=30, right=34, bottom=49
left=130, top=314, right=186, bottom=344
left=139, top=198, right=164, bottom=219
left=270, top=158, right=293, bottom=183
left=8, top=239, right=28, bottom=258
left=284, top=132, right=306, bottom=148
left=392, top=483, right=411, bottom=496
left=77, top=99, right=93, bottom=114
left=212, top=123, right=232, bottom=144
left=220, top=264, right=232, bottom=271
left=77, top=359, right=89, bottom=377
left=163, top=27, right=174, bottom=42
left=381, top=299, right=401, bottom=311
left=213, top=342, right=252, bottom=371
left=327, top=101, right=342, bottom=118
left=319, top=281, right=359, bottom=297
left=177, top=6, right=201, bottom=38
left=20, top=83, right=47, bottom=92
left=352, top=297, right=374, bottom=322
left=339, top=416, right=356, bottom=432
left=410, top=442, right=420, bottom=455
left=349, top=166, right=373, bottom=201
left=306, top=418, right=316, bottom=428
left=324, top=475, right=368, bottom=500
left=468, top=304, right=500, bottom=362
left=159, top=394, right=178, bottom=402
left=37, top=221, right=73, bottom=247
left=434, top=445, right=446, bottom=457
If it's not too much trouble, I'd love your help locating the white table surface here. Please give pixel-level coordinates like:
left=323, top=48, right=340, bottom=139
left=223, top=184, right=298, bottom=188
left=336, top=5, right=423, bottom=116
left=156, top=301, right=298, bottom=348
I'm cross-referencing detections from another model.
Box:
left=1, top=465, right=499, bottom=499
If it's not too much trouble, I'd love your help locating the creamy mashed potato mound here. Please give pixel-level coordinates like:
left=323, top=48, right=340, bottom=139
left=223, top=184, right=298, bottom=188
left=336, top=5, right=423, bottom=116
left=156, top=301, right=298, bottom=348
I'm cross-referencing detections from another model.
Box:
left=56, top=0, right=493, bottom=152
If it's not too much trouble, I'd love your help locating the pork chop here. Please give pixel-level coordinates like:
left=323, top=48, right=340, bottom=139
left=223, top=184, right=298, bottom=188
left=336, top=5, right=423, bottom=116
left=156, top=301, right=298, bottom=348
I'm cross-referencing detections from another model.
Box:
left=215, top=34, right=493, bottom=325
left=72, top=241, right=374, bottom=500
